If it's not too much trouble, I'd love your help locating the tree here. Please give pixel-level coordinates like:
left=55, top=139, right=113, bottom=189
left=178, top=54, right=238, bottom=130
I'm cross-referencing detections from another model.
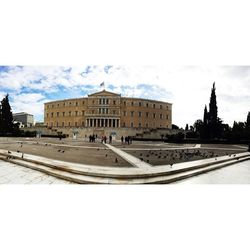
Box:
left=209, top=82, right=218, bottom=124
left=172, top=124, right=179, bottom=130
left=185, top=124, right=189, bottom=131
left=0, top=94, right=15, bottom=135
left=246, top=112, right=250, bottom=128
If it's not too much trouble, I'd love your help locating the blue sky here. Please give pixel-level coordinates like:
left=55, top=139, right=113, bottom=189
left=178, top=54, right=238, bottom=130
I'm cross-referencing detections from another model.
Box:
left=0, top=65, right=250, bottom=127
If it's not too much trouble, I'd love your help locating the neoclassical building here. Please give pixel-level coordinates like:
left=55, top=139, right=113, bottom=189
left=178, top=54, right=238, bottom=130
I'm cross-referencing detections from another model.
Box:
left=44, top=90, right=172, bottom=129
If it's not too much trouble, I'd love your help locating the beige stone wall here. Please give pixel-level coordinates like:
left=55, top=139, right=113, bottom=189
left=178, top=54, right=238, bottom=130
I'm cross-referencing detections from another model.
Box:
left=44, top=90, right=172, bottom=129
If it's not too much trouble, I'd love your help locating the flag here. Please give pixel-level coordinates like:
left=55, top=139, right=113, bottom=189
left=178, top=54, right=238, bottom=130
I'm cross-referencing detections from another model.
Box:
left=100, top=82, right=105, bottom=87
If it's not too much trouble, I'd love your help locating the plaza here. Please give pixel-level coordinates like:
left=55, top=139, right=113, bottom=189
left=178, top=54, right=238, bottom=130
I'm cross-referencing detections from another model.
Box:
left=0, top=137, right=249, bottom=184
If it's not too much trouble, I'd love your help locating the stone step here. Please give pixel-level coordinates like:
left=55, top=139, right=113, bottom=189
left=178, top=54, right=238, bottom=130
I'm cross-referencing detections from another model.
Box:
left=1, top=154, right=249, bottom=184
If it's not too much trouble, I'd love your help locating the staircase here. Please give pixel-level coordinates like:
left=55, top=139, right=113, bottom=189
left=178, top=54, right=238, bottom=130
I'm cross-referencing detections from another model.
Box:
left=0, top=150, right=249, bottom=184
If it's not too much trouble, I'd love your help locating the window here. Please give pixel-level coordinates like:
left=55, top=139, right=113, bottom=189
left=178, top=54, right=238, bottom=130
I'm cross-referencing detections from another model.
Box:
left=47, top=113, right=49, bottom=118
left=75, top=111, right=78, bottom=116
left=63, top=103, right=65, bottom=106
left=102, top=108, right=105, bottom=114
left=82, top=110, right=85, bottom=116
left=76, top=102, right=78, bottom=106
left=160, top=105, right=162, bottom=109
left=146, top=103, right=149, bottom=108
left=113, top=100, right=116, bottom=105
left=92, top=110, right=94, bottom=114
left=99, top=99, right=102, bottom=105
left=131, top=102, right=134, bottom=106
left=166, top=105, right=168, bottom=110
left=139, top=123, right=141, bottom=128
left=62, top=122, right=64, bottom=127
left=69, top=102, right=71, bottom=106
left=123, top=122, right=126, bottom=127
left=146, top=112, right=149, bottom=118
left=82, top=121, right=85, bottom=127
left=51, top=112, right=53, bottom=117
left=166, top=115, right=169, bottom=120
left=130, top=111, right=134, bottom=117
left=106, top=99, right=109, bottom=105
left=57, top=112, right=59, bottom=117
left=160, top=114, right=163, bottom=119
left=153, top=104, right=156, bottom=108
left=138, top=111, right=142, bottom=117
left=69, top=111, right=71, bottom=116
left=139, top=102, right=142, bottom=107
left=62, top=112, right=65, bottom=117
left=99, top=108, right=102, bottom=114
left=57, top=103, right=59, bottom=107
left=123, top=111, right=127, bottom=116
left=153, top=113, right=156, bottom=118
left=124, top=101, right=126, bottom=106
left=131, top=122, right=134, bottom=128
left=82, top=101, right=85, bottom=105
left=92, top=100, right=95, bottom=104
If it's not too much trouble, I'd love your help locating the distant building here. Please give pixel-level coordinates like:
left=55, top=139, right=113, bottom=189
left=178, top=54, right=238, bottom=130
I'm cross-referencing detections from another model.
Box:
left=13, top=112, right=34, bottom=127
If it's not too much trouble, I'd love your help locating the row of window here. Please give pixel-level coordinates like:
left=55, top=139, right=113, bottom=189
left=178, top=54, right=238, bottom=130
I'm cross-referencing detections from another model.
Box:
left=47, top=121, right=168, bottom=128
left=46, top=100, right=169, bottom=109
left=47, top=111, right=169, bottom=120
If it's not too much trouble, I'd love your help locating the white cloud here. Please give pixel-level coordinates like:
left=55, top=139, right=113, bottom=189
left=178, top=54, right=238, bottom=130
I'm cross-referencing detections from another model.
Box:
left=1, top=65, right=250, bottom=126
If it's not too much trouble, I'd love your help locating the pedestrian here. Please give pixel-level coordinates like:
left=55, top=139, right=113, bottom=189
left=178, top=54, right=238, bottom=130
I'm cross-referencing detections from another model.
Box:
left=109, top=135, right=112, bottom=144
left=104, top=136, right=107, bottom=144
left=121, top=136, right=124, bottom=144
left=127, top=136, right=130, bottom=145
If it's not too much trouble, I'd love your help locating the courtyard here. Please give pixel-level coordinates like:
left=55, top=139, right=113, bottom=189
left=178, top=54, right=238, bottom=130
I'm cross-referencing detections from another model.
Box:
left=0, top=137, right=249, bottom=184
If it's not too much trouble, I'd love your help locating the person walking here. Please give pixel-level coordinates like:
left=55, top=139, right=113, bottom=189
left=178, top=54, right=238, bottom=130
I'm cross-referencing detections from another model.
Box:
left=121, top=136, right=124, bottom=144
left=109, top=135, right=112, bottom=144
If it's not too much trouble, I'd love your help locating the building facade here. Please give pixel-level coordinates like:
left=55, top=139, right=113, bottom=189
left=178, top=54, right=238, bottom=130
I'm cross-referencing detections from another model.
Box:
left=44, top=90, right=172, bottom=129
left=13, top=112, right=34, bottom=127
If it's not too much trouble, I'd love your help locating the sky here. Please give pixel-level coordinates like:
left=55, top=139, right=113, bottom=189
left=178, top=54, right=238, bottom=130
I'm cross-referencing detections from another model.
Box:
left=0, top=65, right=249, bottom=128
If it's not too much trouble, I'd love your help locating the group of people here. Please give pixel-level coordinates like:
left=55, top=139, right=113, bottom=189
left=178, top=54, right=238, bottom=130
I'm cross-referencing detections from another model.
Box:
left=121, top=135, right=132, bottom=145
left=89, top=134, right=97, bottom=142
left=88, top=134, right=113, bottom=144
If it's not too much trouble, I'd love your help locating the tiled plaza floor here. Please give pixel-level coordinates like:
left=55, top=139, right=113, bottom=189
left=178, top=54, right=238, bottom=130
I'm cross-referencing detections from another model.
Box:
left=0, top=160, right=72, bottom=184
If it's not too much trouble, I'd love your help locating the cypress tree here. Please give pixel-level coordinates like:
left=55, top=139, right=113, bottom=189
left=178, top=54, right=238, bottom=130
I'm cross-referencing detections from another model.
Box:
left=1, top=94, right=14, bottom=134
left=246, top=112, right=250, bottom=127
left=209, top=82, right=218, bottom=124
left=203, top=105, right=208, bottom=125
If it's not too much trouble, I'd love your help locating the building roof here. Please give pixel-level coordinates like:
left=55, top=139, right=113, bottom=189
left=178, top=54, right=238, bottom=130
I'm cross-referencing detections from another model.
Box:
left=88, top=90, right=121, bottom=97
left=13, top=112, right=34, bottom=116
